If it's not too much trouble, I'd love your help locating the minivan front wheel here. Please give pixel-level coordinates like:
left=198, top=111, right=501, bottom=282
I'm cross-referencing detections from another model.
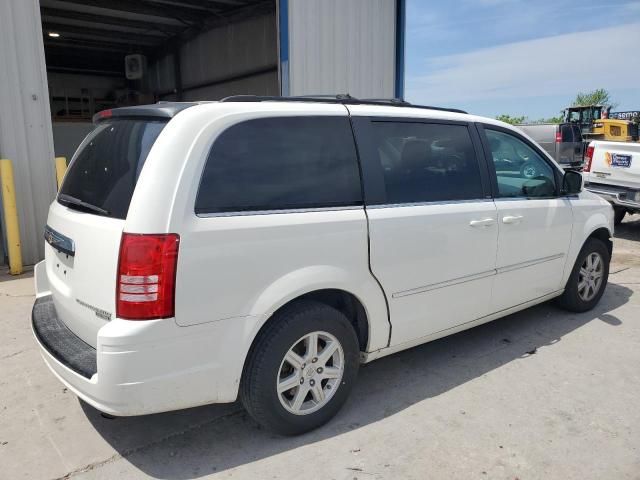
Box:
left=241, top=300, right=360, bottom=435
left=558, top=237, right=609, bottom=312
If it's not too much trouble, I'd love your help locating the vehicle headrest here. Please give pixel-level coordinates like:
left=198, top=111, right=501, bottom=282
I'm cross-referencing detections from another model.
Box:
left=488, top=136, right=502, bottom=151
left=400, top=139, right=429, bottom=171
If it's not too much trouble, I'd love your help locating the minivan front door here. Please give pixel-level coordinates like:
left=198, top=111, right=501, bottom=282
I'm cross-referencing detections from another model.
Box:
left=351, top=115, right=498, bottom=346
left=481, top=126, right=572, bottom=312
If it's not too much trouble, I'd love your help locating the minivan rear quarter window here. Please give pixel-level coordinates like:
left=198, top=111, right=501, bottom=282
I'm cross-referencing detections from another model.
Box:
left=195, top=117, right=362, bottom=214
left=59, top=119, right=166, bottom=219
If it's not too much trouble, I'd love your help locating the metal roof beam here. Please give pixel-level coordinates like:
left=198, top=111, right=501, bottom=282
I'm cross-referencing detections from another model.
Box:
left=52, top=0, right=204, bottom=23
left=44, top=38, right=153, bottom=54
left=142, top=0, right=222, bottom=12
left=47, top=66, right=124, bottom=77
left=43, top=22, right=163, bottom=45
left=41, top=7, right=185, bottom=34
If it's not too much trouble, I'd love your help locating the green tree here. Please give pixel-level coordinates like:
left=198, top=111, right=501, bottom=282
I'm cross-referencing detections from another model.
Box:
left=537, top=114, right=564, bottom=124
left=496, top=114, right=526, bottom=125
left=572, top=88, right=615, bottom=107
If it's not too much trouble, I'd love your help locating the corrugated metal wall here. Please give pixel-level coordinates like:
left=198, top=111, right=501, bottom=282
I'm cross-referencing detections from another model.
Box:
left=0, top=0, right=56, bottom=266
left=149, top=12, right=279, bottom=101
left=287, top=0, right=396, bottom=98
left=0, top=1, right=401, bottom=265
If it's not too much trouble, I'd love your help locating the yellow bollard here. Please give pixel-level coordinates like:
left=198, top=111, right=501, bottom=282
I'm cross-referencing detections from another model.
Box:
left=0, top=159, right=23, bottom=275
left=55, top=157, right=67, bottom=190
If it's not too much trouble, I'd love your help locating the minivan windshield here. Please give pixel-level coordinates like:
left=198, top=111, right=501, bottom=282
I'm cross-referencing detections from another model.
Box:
left=58, top=119, right=166, bottom=219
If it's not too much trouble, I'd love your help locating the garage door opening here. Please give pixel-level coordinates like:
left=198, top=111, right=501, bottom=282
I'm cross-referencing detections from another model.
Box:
left=40, top=0, right=278, bottom=160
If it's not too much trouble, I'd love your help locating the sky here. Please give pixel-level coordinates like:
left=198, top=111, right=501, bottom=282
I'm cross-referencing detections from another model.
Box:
left=404, top=0, right=640, bottom=120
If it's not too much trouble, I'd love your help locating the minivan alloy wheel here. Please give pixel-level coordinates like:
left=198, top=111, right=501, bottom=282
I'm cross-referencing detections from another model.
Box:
left=277, top=331, right=344, bottom=415
left=578, top=252, right=604, bottom=301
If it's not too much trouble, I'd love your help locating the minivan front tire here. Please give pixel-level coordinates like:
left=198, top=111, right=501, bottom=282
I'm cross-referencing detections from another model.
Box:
left=240, top=300, right=360, bottom=435
left=557, top=237, right=610, bottom=313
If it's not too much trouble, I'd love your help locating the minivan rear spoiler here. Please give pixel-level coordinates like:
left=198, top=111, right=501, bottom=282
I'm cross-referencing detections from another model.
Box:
left=93, top=103, right=197, bottom=124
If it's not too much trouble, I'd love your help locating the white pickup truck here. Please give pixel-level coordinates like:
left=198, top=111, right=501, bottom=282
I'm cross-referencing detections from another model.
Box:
left=584, top=140, right=640, bottom=224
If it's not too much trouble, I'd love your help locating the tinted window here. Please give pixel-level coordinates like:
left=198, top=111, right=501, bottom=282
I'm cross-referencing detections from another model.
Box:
left=572, top=124, right=583, bottom=142
left=486, top=129, right=556, bottom=198
left=195, top=117, right=362, bottom=214
left=370, top=122, right=484, bottom=204
left=59, top=120, right=166, bottom=219
left=561, top=124, right=576, bottom=142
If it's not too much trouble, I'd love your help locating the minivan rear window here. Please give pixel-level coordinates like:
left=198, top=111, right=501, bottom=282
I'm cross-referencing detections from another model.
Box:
left=58, top=119, right=166, bottom=219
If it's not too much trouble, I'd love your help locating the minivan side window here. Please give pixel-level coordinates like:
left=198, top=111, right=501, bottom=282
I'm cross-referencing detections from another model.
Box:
left=369, top=122, right=484, bottom=204
left=195, top=117, right=362, bottom=214
left=485, top=128, right=556, bottom=198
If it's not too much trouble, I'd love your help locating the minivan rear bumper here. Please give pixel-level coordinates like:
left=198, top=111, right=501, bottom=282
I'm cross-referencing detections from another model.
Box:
left=33, top=295, right=97, bottom=379
left=32, top=261, right=248, bottom=416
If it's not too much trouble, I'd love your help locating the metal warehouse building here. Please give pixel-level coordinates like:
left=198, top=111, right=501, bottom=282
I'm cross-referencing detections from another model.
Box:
left=0, top=0, right=405, bottom=266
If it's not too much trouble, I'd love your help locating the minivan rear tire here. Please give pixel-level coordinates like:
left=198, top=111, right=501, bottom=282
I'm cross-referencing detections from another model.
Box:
left=240, top=300, right=360, bottom=435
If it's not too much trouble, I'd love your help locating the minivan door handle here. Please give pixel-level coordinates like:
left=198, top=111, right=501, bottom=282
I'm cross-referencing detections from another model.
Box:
left=502, top=215, right=523, bottom=224
left=469, top=218, right=495, bottom=227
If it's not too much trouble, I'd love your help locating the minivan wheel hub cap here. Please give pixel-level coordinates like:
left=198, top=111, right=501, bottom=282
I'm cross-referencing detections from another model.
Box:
left=277, top=331, right=344, bottom=415
left=578, top=252, right=603, bottom=301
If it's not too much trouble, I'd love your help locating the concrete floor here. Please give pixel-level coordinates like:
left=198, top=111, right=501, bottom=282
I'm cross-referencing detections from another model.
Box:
left=1, top=216, right=639, bottom=480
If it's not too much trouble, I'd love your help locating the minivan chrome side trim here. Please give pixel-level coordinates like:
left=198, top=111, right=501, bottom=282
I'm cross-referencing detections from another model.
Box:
left=363, top=289, right=565, bottom=363
left=367, top=198, right=494, bottom=210
left=392, top=253, right=565, bottom=299
left=196, top=205, right=364, bottom=218
left=493, top=196, right=560, bottom=202
left=496, top=253, right=565, bottom=274
left=392, top=269, right=495, bottom=298
left=197, top=198, right=495, bottom=216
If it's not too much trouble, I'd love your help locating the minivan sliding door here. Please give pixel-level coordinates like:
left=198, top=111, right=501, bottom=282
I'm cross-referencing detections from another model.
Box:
left=352, top=116, right=498, bottom=346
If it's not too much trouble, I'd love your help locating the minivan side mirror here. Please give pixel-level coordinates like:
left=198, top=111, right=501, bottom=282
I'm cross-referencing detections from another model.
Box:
left=562, top=170, right=583, bottom=195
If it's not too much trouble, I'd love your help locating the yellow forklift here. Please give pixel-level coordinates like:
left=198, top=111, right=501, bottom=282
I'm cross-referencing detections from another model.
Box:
left=564, top=105, right=639, bottom=142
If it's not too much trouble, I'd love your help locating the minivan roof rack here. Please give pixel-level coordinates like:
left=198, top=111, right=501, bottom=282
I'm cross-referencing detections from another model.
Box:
left=219, top=94, right=468, bottom=114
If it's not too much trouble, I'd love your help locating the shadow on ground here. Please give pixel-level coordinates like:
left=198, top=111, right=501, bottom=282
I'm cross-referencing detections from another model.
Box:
left=82, top=283, right=633, bottom=479
left=614, top=215, right=640, bottom=242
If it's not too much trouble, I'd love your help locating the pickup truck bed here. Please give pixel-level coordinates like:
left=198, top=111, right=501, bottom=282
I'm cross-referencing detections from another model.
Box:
left=584, top=140, right=640, bottom=224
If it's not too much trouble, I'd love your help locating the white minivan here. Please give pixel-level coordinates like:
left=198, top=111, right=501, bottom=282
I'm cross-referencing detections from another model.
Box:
left=33, top=96, right=614, bottom=435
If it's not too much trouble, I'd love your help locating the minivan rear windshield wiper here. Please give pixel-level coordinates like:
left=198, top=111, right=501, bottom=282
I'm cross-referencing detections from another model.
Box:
left=58, top=193, right=111, bottom=216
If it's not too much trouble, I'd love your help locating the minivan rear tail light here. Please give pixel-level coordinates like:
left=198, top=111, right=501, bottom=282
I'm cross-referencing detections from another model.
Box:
left=117, top=233, right=179, bottom=320
left=584, top=145, right=595, bottom=172
left=555, top=131, right=562, bottom=143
